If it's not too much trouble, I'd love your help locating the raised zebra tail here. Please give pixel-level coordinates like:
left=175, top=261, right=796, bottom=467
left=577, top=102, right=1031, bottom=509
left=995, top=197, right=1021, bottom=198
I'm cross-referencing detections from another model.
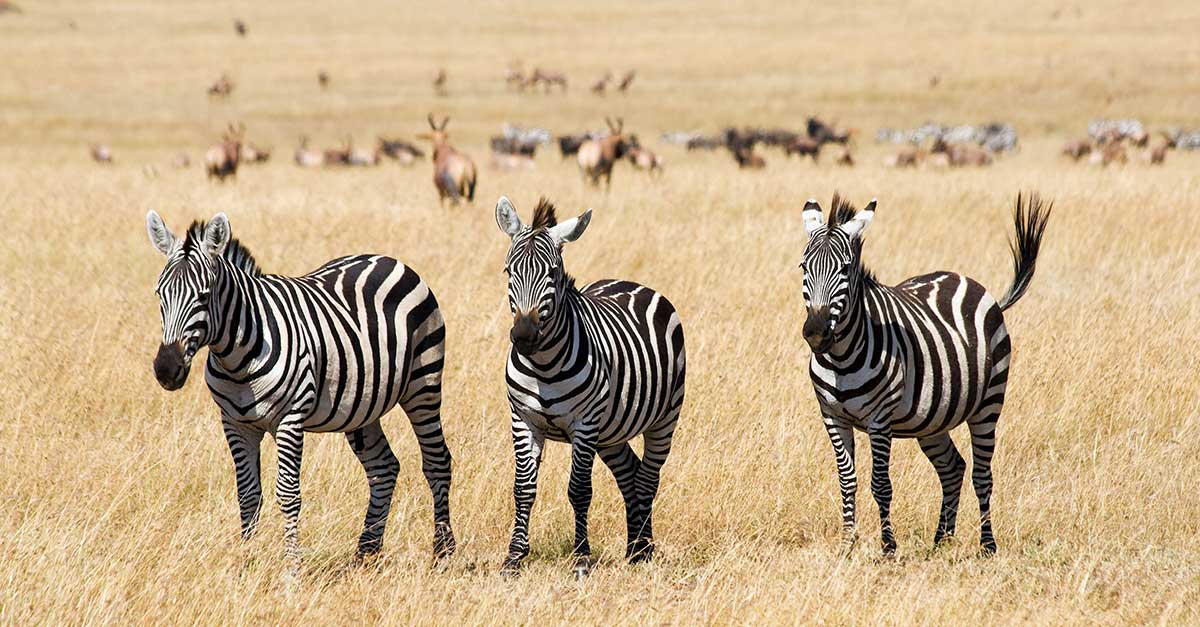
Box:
left=997, top=192, right=1052, bottom=311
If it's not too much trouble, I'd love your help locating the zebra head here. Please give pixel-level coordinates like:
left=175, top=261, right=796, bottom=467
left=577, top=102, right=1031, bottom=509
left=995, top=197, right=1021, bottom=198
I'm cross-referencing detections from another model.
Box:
left=495, top=196, right=592, bottom=357
left=146, top=211, right=231, bottom=390
left=800, top=196, right=876, bottom=353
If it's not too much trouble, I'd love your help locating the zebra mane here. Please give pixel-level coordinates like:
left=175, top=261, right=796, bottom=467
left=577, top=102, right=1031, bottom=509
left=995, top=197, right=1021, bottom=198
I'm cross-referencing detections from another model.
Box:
left=828, top=192, right=859, bottom=229
left=530, top=197, right=557, bottom=230
left=183, top=220, right=263, bottom=277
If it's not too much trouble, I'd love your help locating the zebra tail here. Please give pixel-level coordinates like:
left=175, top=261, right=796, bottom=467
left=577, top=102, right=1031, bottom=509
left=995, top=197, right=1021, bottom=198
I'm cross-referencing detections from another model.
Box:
left=997, top=192, right=1052, bottom=312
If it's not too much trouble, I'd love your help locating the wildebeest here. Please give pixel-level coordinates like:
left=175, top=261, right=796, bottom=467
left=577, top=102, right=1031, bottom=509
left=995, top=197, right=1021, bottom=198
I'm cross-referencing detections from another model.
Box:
left=732, top=146, right=766, bottom=169
left=205, top=123, right=244, bottom=181
left=90, top=144, right=113, bottom=164
left=418, top=114, right=477, bottom=205
left=685, top=135, right=723, bottom=151
left=807, top=117, right=853, bottom=145
left=784, top=136, right=821, bottom=161
left=207, top=74, right=234, bottom=98
left=557, top=134, right=588, bottom=159
left=294, top=136, right=324, bottom=168
left=491, top=135, right=539, bottom=157
left=577, top=117, right=632, bottom=187
left=377, top=137, right=424, bottom=164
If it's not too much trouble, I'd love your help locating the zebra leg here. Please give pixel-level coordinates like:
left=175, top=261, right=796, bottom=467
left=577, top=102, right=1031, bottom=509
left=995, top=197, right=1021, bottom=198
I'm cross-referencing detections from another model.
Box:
left=344, top=422, right=400, bottom=559
left=918, top=432, right=966, bottom=546
left=629, top=417, right=678, bottom=563
left=567, top=434, right=598, bottom=580
left=867, top=426, right=897, bottom=556
left=401, top=400, right=455, bottom=560
left=274, top=419, right=305, bottom=574
left=222, top=419, right=264, bottom=539
left=822, top=418, right=858, bottom=554
left=598, top=443, right=642, bottom=559
left=501, top=417, right=544, bottom=577
left=969, top=415, right=1000, bottom=555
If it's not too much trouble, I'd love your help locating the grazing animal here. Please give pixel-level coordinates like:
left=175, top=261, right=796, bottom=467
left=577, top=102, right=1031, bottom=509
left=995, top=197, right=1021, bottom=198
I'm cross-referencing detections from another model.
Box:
left=494, top=196, right=686, bottom=579
left=590, top=72, right=612, bottom=95
left=617, top=70, right=636, bottom=92
left=208, top=74, right=235, bottom=98
left=785, top=136, right=821, bottom=161
left=807, top=117, right=853, bottom=145
left=557, top=134, right=587, bottom=159
left=205, top=123, right=244, bottom=181
left=685, top=135, right=723, bottom=151
left=530, top=67, right=568, bottom=92
left=240, top=143, right=271, bottom=164
left=798, top=193, right=1050, bottom=557
left=90, top=144, right=113, bottom=164
left=932, top=138, right=993, bottom=167
left=732, top=146, right=766, bottom=169
left=1144, top=133, right=1175, bottom=165
left=576, top=118, right=631, bottom=187
left=144, top=212, right=456, bottom=573
left=377, top=137, right=424, bottom=164
left=832, top=145, right=854, bottom=167
left=233, top=19, right=246, bottom=36
left=491, top=135, right=539, bottom=158
left=294, top=136, right=324, bottom=168
left=418, top=114, right=477, bottom=205
left=172, top=152, right=191, bottom=168
left=317, top=70, right=330, bottom=90
left=1061, top=138, right=1092, bottom=161
left=882, top=147, right=920, bottom=168
left=627, top=143, right=664, bottom=175
left=489, top=152, right=536, bottom=171
left=1090, top=140, right=1127, bottom=167
left=347, top=142, right=381, bottom=167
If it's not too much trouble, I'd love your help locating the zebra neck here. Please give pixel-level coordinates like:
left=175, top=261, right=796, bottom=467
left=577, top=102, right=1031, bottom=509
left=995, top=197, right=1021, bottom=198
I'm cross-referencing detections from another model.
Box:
left=823, top=279, right=870, bottom=361
left=206, top=263, right=271, bottom=373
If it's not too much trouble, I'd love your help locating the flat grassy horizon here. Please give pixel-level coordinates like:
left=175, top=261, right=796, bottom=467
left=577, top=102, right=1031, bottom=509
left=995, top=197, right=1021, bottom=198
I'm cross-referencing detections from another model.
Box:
left=1, top=1, right=1198, bottom=625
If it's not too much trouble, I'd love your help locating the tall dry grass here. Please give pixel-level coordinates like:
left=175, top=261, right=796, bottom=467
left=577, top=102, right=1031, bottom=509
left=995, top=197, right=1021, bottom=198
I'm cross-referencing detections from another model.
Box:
left=1, top=1, right=1199, bottom=624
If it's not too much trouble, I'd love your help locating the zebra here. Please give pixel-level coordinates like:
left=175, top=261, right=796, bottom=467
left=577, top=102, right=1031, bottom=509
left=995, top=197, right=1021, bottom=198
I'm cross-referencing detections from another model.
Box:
left=145, top=211, right=455, bottom=573
left=798, top=193, right=1050, bottom=556
left=493, top=196, right=686, bottom=580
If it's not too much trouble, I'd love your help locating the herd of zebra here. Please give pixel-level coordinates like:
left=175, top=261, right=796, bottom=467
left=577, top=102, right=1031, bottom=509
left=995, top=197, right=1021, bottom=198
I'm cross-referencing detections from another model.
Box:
left=145, top=191, right=1051, bottom=580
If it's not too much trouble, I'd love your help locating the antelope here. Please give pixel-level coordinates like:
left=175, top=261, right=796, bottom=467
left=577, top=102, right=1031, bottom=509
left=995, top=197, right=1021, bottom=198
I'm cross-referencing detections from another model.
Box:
left=241, top=143, right=271, bottom=164
left=90, top=144, right=113, bottom=164
left=322, top=138, right=352, bottom=166
left=1089, top=140, right=1127, bottom=167
left=932, top=137, right=993, bottom=167
left=346, top=139, right=381, bottom=167
left=433, top=68, right=448, bottom=96
left=377, top=137, right=424, bottom=164
left=318, top=70, right=330, bottom=90
left=627, top=140, right=664, bottom=175
left=617, top=70, right=636, bottom=92
left=505, top=63, right=527, bottom=90
left=1061, top=138, right=1092, bottom=161
left=576, top=117, right=632, bottom=187
left=207, top=73, right=234, bottom=98
left=832, top=145, right=855, bottom=167
left=591, top=72, right=612, bottom=95
left=1144, top=133, right=1176, bottom=165
left=531, top=67, right=568, bottom=92
left=732, top=146, right=766, bottom=169
left=418, top=114, right=477, bottom=205
left=205, top=123, right=244, bottom=181
left=883, top=146, right=921, bottom=168
left=294, top=136, right=324, bottom=168
left=785, top=136, right=821, bottom=161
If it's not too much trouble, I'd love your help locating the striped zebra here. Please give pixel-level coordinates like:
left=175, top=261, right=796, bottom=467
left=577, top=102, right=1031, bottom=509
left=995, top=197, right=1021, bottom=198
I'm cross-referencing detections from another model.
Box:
left=145, top=212, right=454, bottom=571
left=798, top=193, right=1050, bottom=556
left=493, top=197, right=686, bottom=579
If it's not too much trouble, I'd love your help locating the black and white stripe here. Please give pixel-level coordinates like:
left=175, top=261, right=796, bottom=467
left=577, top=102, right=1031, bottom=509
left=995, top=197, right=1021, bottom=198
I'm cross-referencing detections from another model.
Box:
left=798, top=193, right=1050, bottom=556
left=146, top=212, right=454, bottom=570
left=493, top=196, right=686, bottom=579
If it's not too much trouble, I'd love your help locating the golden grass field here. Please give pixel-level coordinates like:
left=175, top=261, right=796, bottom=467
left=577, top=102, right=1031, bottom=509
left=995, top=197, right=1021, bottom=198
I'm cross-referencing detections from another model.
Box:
left=2, top=1, right=1200, bottom=624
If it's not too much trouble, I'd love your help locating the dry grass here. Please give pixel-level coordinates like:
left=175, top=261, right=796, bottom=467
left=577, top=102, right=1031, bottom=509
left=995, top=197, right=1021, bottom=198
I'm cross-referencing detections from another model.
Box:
left=2, top=1, right=1199, bottom=624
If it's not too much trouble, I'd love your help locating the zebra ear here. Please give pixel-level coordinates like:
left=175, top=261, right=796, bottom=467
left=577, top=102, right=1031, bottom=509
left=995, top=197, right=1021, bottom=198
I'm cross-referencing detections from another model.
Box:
left=802, top=199, right=824, bottom=235
left=146, top=210, right=176, bottom=256
left=203, top=213, right=231, bottom=256
left=495, top=196, right=524, bottom=238
left=841, top=199, right=876, bottom=237
left=549, top=209, right=592, bottom=244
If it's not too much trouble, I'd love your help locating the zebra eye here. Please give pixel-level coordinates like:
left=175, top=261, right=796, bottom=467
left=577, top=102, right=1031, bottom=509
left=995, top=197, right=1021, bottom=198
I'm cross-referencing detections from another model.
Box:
left=197, top=290, right=210, bottom=303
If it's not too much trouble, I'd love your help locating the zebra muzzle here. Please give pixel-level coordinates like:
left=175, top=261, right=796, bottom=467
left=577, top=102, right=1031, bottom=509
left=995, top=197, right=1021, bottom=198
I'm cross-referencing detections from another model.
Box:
left=510, top=313, right=541, bottom=356
left=153, top=342, right=191, bottom=391
left=803, top=306, right=834, bottom=353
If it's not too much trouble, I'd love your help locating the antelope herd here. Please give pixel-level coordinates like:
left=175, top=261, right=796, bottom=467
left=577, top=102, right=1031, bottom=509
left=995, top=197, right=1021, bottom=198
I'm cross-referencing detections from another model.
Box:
left=84, top=20, right=1194, bottom=194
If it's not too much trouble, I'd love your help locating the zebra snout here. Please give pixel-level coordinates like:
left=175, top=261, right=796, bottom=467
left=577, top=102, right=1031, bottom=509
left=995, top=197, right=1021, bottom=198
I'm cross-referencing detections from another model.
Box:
left=510, top=313, right=541, bottom=356
left=803, top=307, right=833, bottom=352
left=153, top=342, right=190, bottom=391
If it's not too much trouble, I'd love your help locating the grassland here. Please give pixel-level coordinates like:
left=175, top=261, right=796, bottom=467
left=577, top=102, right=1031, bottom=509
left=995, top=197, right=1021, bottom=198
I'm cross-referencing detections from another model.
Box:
left=1, top=1, right=1199, bottom=624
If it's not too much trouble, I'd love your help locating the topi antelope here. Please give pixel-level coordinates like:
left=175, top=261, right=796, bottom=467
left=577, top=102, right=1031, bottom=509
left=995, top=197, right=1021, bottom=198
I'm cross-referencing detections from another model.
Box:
left=240, top=143, right=271, bottom=164
left=627, top=141, right=664, bottom=175
left=932, top=137, right=993, bottom=167
left=1143, top=133, right=1176, bottom=165
left=1061, top=138, right=1092, bottom=161
left=377, top=137, right=424, bottom=164
left=208, top=73, right=234, bottom=98
left=785, top=136, right=821, bottom=161
left=205, top=123, right=244, bottom=181
left=90, top=144, right=113, bottom=164
left=576, top=117, right=632, bottom=187
left=418, top=114, right=477, bottom=206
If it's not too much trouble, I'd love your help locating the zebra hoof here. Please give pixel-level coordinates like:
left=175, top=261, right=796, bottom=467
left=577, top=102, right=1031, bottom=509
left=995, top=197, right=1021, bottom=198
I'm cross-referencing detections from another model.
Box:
left=433, top=524, right=456, bottom=560
left=627, top=539, right=654, bottom=564
left=881, top=543, right=898, bottom=558
left=499, top=557, right=523, bottom=580
left=978, top=542, right=997, bottom=558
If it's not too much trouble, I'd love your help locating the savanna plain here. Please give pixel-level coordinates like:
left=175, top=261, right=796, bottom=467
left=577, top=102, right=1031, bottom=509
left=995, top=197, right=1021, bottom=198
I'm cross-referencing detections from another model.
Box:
left=1, top=1, right=1199, bottom=624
